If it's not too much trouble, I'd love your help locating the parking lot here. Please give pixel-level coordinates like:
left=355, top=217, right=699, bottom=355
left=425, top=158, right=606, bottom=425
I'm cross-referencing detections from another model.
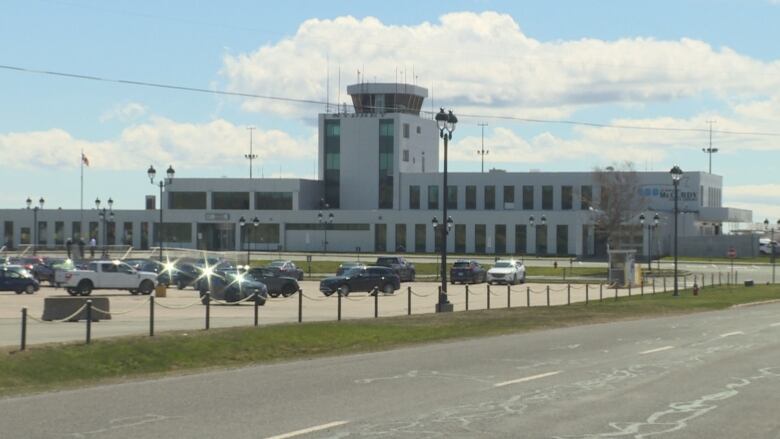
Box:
left=0, top=279, right=673, bottom=348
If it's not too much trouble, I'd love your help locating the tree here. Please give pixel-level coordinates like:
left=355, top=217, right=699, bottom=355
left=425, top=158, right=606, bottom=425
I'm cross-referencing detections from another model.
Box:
left=589, top=162, right=645, bottom=251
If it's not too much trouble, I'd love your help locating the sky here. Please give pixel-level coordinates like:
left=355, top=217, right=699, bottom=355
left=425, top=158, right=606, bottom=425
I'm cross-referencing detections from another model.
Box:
left=1, top=0, right=780, bottom=225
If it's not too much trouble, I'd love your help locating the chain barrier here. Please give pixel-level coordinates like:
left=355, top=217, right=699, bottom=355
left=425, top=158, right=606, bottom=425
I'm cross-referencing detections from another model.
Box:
left=155, top=298, right=203, bottom=310
left=27, top=303, right=88, bottom=323
left=410, top=289, right=435, bottom=298
left=300, top=291, right=331, bottom=302
left=91, top=296, right=152, bottom=316
left=342, top=293, right=372, bottom=302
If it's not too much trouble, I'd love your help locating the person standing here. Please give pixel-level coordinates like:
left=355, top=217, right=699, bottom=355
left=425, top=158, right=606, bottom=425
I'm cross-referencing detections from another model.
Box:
left=78, top=238, right=85, bottom=259
left=89, top=236, right=96, bottom=258
left=66, top=238, right=73, bottom=259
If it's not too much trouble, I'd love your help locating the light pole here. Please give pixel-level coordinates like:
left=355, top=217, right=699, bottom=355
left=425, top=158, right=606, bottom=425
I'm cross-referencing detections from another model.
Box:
left=25, top=197, right=44, bottom=255
left=435, top=108, right=458, bottom=313
left=639, top=212, right=660, bottom=272
left=317, top=203, right=333, bottom=253
left=245, top=126, right=257, bottom=179
left=148, top=165, right=175, bottom=262
left=670, top=165, right=683, bottom=296
left=764, top=218, right=779, bottom=284
left=95, top=197, right=114, bottom=258
left=240, top=216, right=260, bottom=266
left=477, top=122, right=488, bottom=173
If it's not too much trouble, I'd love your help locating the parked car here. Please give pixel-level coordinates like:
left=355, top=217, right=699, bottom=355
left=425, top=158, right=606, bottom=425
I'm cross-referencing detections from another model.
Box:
left=375, top=256, right=416, bottom=282
left=124, top=259, right=174, bottom=285
left=55, top=260, right=158, bottom=296
left=487, top=260, right=526, bottom=285
left=319, top=266, right=400, bottom=296
left=6, top=256, right=44, bottom=272
left=245, top=267, right=299, bottom=297
left=759, top=238, right=778, bottom=255
left=450, top=259, right=487, bottom=284
left=197, top=269, right=268, bottom=305
left=0, top=265, right=39, bottom=294
left=171, top=261, right=204, bottom=289
left=31, top=257, right=69, bottom=284
left=265, top=260, right=304, bottom=280
left=337, top=261, right=366, bottom=276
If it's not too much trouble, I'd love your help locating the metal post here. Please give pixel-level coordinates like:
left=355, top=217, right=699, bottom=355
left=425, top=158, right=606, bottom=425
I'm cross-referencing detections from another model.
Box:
left=407, top=286, right=411, bottom=316
left=614, top=285, right=618, bottom=301
left=526, top=286, right=530, bottom=307
left=253, top=292, right=259, bottom=327
left=465, top=285, right=469, bottom=311
left=641, top=281, right=644, bottom=296
left=653, top=278, right=656, bottom=294
left=487, top=284, right=491, bottom=309
left=298, top=288, right=303, bottom=323
left=683, top=275, right=687, bottom=290
left=374, top=287, right=379, bottom=318
left=546, top=285, right=550, bottom=307
left=338, top=291, right=342, bottom=321
left=585, top=284, right=589, bottom=305
left=567, top=284, right=570, bottom=305
left=205, top=292, right=210, bottom=330
left=86, top=300, right=92, bottom=344
left=599, top=283, right=603, bottom=301
left=159, top=181, right=164, bottom=262
left=150, top=294, right=155, bottom=336
left=628, top=283, right=632, bottom=297
left=20, top=307, right=27, bottom=351
left=673, top=177, right=679, bottom=296
left=507, top=284, right=511, bottom=308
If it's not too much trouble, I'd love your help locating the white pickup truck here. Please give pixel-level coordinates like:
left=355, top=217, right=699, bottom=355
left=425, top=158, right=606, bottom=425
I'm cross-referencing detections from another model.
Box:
left=56, top=260, right=158, bottom=296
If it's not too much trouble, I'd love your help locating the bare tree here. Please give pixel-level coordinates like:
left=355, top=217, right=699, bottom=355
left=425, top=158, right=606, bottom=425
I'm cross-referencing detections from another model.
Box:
left=590, top=162, right=645, bottom=250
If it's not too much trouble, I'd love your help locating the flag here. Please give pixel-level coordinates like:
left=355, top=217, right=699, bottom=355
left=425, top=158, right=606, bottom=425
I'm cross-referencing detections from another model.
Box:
left=82, top=153, right=89, bottom=167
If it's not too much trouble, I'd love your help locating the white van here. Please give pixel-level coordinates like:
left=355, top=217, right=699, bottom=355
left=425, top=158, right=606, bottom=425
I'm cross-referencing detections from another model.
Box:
left=759, top=238, right=777, bottom=255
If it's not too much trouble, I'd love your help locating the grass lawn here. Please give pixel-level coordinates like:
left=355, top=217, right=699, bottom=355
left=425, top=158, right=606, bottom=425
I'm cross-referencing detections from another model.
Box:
left=1, top=284, right=779, bottom=396
left=660, top=255, right=774, bottom=264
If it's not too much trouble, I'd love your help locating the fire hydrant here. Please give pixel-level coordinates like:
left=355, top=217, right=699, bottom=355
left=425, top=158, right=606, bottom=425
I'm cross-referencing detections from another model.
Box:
left=693, top=282, right=699, bottom=296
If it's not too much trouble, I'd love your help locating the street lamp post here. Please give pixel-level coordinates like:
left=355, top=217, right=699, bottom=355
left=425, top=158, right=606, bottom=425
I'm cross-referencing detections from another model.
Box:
left=434, top=108, right=457, bottom=313
left=764, top=218, right=779, bottom=284
left=95, top=197, right=114, bottom=258
left=240, top=216, right=260, bottom=266
left=25, top=197, right=45, bottom=255
left=148, top=165, right=175, bottom=262
left=639, top=212, right=660, bottom=272
left=670, top=165, right=683, bottom=296
left=317, top=204, right=334, bottom=253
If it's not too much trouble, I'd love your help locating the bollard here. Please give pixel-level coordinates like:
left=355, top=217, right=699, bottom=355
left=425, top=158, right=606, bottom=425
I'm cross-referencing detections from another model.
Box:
left=546, top=285, right=550, bottom=307
left=585, top=284, right=589, bottom=305
left=86, top=299, right=92, bottom=344
left=663, top=276, right=667, bottom=291
left=507, top=285, right=511, bottom=309
left=407, top=286, right=411, bottom=316
left=465, top=285, right=470, bottom=311
left=298, top=289, right=303, bottom=323
left=683, top=275, right=687, bottom=290
left=628, top=283, right=632, bottom=297
left=487, top=284, right=491, bottom=309
left=20, top=307, right=27, bottom=351
left=567, top=284, right=571, bottom=305
left=253, top=292, right=259, bottom=327
left=150, top=294, right=155, bottom=337
left=599, top=283, right=603, bottom=302
left=641, top=281, right=644, bottom=296
left=736, top=271, right=739, bottom=284
left=526, top=286, right=530, bottom=308
left=374, top=287, right=379, bottom=318
left=338, top=290, right=343, bottom=321
left=205, top=292, right=211, bottom=330
left=614, top=286, right=618, bottom=301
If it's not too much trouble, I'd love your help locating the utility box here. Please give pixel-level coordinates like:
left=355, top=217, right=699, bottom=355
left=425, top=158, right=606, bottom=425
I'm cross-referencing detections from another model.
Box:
left=155, top=284, right=167, bottom=298
left=608, top=249, right=638, bottom=288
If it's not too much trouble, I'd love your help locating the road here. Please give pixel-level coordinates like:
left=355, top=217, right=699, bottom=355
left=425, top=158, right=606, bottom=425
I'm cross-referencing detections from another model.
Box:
left=2, top=301, right=780, bottom=438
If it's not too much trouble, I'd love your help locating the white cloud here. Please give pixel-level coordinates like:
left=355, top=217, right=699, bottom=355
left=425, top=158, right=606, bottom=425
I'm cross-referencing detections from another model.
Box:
left=99, top=102, right=148, bottom=123
left=221, top=12, right=780, bottom=118
left=0, top=117, right=316, bottom=170
left=725, top=184, right=780, bottom=201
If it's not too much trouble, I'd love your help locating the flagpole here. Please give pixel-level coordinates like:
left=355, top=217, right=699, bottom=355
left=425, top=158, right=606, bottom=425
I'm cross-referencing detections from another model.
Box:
left=80, top=149, right=84, bottom=230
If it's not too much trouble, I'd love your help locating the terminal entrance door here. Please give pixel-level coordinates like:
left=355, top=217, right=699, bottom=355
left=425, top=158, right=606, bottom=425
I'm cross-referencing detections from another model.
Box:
left=197, top=223, right=236, bottom=251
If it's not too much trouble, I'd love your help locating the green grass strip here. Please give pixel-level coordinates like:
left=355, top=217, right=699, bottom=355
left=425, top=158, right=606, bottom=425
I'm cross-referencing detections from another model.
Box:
left=1, top=284, right=778, bottom=396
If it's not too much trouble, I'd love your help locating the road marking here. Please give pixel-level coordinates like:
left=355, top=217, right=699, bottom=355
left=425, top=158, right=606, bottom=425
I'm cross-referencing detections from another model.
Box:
left=639, top=346, right=675, bottom=355
left=770, top=322, right=780, bottom=327
left=264, top=421, right=349, bottom=439
left=493, top=370, right=561, bottom=388
left=720, top=331, right=744, bottom=338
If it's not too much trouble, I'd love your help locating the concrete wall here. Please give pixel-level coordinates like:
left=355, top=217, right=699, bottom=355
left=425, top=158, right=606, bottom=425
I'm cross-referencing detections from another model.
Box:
left=678, top=234, right=759, bottom=258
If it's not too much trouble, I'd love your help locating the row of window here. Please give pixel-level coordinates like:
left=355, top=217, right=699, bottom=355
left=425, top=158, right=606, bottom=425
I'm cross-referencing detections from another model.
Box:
left=409, top=184, right=594, bottom=211
left=168, top=191, right=294, bottom=210
left=3, top=220, right=150, bottom=248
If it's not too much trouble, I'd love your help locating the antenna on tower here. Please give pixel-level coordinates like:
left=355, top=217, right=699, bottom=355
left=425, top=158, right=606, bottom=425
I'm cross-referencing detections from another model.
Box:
left=245, top=126, right=257, bottom=179
left=702, top=119, right=718, bottom=174
left=477, top=122, right=489, bottom=173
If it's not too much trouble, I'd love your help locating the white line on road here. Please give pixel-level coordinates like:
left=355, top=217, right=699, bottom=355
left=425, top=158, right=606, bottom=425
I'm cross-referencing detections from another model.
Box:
left=264, top=421, right=349, bottom=439
left=639, top=346, right=675, bottom=355
left=493, top=370, right=561, bottom=388
left=770, top=323, right=780, bottom=327
left=720, top=331, right=745, bottom=338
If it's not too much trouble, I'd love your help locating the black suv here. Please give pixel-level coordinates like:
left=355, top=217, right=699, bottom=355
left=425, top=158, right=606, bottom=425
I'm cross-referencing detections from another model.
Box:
left=320, top=266, right=400, bottom=296
left=375, top=256, right=415, bottom=282
left=450, top=259, right=487, bottom=284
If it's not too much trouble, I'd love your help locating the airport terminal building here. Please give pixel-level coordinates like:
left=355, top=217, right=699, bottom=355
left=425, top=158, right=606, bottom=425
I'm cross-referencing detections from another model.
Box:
left=0, top=83, right=752, bottom=259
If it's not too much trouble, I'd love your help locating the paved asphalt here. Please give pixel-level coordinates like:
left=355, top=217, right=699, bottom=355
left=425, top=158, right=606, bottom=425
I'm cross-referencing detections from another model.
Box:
left=2, top=301, right=780, bottom=438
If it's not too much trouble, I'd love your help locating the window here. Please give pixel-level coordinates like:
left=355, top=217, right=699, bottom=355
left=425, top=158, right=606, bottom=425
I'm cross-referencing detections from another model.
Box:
left=141, top=222, right=149, bottom=249
left=71, top=221, right=81, bottom=241
left=402, top=149, right=409, bottom=162
left=403, top=123, right=410, bottom=138
left=375, top=223, right=387, bottom=252
left=54, top=221, right=65, bottom=246
left=212, top=192, right=249, bottom=210
left=447, top=185, right=458, bottom=209
left=89, top=222, right=99, bottom=240
left=522, top=185, right=534, bottom=210
left=561, top=186, right=573, bottom=210
left=415, top=224, right=427, bottom=252
left=416, top=126, right=421, bottom=134
left=245, top=224, right=280, bottom=244
left=395, top=224, right=407, bottom=252
left=107, top=222, right=116, bottom=245
left=255, top=192, right=293, bottom=210
left=428, top=185, right=439, bottom=210
left=324, top=120, right=341, bottom=208
left=465, top=185, right=477, bottom=210
left=455, top=224, right=466, bottom=253
left=123, top=222, right=133, bottom=245
left=581, top=185, right=592, bottom=210
left=556, top=225, right=569, bottom=255
left=495, top=224, right=506, bottom=254
left=286, top=223, right=370, bottom=231
left=20, top=227, right=30, bottom=245
left=503, top=185, right=515, bottom=209
left=154, top=222, right=192, bottom=244
left=409, top=186, right=420, bottom=209
left=542, top=185, right=553, bottom=210
left=484, top=186, right=496, bottom=210
left=37, top=221, right=47, bottom=246
left=378, top=119, right=394, bottom=209
left=169, top=192, right=206, bottom=209
left=515, top=225, right=527, bottom=254
left=434, top=224, right=444, bottom=252
left=475, top=224, right=486, bottom=254
left=3, top=221, right=13, bottom=247
left=535, top=225, right=548, bottom=254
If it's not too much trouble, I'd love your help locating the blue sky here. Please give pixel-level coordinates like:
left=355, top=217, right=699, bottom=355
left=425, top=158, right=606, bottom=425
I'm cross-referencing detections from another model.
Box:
left=1, top=0, right=780, bottom=222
